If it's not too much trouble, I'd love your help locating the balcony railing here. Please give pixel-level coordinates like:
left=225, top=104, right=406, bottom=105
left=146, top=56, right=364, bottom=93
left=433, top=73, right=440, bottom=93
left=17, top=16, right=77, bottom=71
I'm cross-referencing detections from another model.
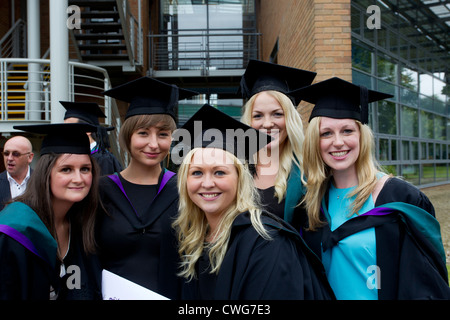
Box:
left=0, top=58, right=125, bottom=164
left=148, top=29, right=260, bottom=74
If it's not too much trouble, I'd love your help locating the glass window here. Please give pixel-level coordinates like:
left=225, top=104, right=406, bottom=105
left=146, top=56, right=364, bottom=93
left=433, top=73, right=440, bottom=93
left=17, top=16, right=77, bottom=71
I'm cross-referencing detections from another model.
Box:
left=421, top=164, right=435, bottom=185
left=401, top=164, right=419, bottom=185
left=434, top=76, right=447, bottom=114
left=400, top=66, right=418, bottom=91
left=419, top=94, right=434, bottom=111
left=401, top=106, right=418, bottom=137
left=411, top=141, right=418, bottom=160
left=419, top=73, right=433, bottom=97
left=400, top=87, right=418, bottom=107
left=428, top=142, right=434, bottom=160
left=402, top=140, right=410, bottom=161
left=378, top=100, right=396, bottom=134
left=379, top=138, right=389, bottom=161
left=420, top=142, right=427, bottom=160
left=351, top=5, right=361, bottom=36
left=436, top=144, right=441, bottom=160
left=159, top=0, right=256, bottom=70
left=434, top=115, right=447, bottom=141
left=420, top=111, right=434, bottom=139
left=391, top=139, right=398, bottom=160
left=377, top=54, right=396, bottom=83
left=436, top=164, right=448, bottom=182
left=352, top=43, right=372, bottom=73
left=377, top=79, right=396, bottom=100
left=352, top=69, right=373, bottom=89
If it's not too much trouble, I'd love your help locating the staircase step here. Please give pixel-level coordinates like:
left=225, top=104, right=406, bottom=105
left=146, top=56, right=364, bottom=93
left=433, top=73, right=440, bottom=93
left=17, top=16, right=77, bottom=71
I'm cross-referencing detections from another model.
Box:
left=7, top=75, right=28, bottom=80
left=5, top=103, right=26, bottom=107
left=69, top=0, right=116, bottom=8
left=80, top=22, right=121, bottom=31
left=80, top=11, right=120, bottom=19
left=74, top=33, right=124, bottom=40
left=78, top=44, right=127, bottom=50
left=81, top=54, right=129, bottom=60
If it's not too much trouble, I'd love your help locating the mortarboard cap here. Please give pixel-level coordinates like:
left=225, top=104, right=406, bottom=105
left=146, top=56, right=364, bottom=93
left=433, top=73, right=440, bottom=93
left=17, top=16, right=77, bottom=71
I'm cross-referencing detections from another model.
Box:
left=289, top=77, right=393, bottom=124
left=238, top=59, right=316, bottom=103
left=61, top=101, right=106, bottom=126
left=103, top=77, right=198, bottom=120
left=173, top=104, right=271, bottom=164
left=13, top=123, right=97, bottom=155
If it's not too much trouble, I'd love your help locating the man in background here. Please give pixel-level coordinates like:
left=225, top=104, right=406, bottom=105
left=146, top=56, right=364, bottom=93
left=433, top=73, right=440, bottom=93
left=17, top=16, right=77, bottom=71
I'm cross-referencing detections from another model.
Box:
left=0, top=136, right=34, bottom=210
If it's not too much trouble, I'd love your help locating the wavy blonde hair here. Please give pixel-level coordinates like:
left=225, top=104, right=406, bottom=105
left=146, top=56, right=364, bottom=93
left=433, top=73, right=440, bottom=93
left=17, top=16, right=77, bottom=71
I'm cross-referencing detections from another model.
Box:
left=241, top=90, right=304, bottom=202
left=173, top=148, right=271, bottom=281
left=302, top=117, right=382, bottom=230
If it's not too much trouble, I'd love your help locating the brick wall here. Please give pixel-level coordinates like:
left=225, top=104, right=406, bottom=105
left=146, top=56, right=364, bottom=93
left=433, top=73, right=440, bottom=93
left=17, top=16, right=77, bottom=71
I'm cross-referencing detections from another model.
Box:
left=258, top=0, right=352, bottom=127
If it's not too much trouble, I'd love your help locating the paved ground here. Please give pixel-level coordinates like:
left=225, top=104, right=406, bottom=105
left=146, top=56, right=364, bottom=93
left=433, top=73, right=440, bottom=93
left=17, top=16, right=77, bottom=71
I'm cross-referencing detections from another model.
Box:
left=421, top=183, right=450, bottom=265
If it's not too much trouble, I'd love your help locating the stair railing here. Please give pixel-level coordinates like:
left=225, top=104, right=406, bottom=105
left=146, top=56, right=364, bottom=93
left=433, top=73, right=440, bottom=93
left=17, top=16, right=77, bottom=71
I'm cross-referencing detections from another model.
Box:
left=0, top=19, right=27, bottom=58
left=116, top=0, right=143, bottom=66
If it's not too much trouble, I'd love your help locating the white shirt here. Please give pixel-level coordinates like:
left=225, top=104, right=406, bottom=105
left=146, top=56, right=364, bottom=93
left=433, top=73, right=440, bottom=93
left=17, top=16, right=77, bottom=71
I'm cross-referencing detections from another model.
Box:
left=7, top=166, right=31, bottom=199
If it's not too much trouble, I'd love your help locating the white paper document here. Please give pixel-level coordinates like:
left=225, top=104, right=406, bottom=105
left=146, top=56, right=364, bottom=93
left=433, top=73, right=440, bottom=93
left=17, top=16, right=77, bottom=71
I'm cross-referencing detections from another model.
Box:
left=102, top=269, right=170, bottom=300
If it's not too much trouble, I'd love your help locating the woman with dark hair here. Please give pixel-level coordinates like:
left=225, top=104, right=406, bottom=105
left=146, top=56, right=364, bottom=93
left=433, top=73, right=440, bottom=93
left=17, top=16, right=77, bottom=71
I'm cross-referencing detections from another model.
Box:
left=0, top=123, right=102, bottom=300
left=98, top=77, right=197, bottom=299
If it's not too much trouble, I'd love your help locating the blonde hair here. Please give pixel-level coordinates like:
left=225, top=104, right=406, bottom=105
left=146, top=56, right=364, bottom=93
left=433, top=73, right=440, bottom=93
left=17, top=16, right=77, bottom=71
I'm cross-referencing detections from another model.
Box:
left=302, top=117, right=382, bottom=230
left=241, top=90, right=304, bottom=202
left=173, top=148, right=271, bottom=281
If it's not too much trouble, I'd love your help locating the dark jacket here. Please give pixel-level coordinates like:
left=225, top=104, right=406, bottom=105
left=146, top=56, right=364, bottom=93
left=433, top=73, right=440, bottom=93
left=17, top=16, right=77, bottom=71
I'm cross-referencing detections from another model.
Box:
left=182, top=211, right=335, bottom=300
left=302, top=177, right=450, bottom=300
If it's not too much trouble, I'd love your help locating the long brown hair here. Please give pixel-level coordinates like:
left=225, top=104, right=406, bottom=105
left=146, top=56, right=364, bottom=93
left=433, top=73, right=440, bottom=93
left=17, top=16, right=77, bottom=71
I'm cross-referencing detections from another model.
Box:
left=14, top=153, right=101, bottom=254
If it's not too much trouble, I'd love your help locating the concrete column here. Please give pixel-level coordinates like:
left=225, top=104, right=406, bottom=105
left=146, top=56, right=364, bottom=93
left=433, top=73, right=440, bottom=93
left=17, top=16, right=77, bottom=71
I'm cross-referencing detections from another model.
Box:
left=27, top=0, right=40, bottom=121
left=49, top=0, right=69, bottom=123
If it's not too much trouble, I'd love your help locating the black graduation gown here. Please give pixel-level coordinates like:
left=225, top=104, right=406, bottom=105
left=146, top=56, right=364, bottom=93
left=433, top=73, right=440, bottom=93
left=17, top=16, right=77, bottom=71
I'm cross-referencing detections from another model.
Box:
left=96, top=169, right=182, bottom=299
left=0, top=202, right=102, bottom=300
left=182, top=211, right=335, bottom=300
left=57, top=227, right=103, bottom=300
left=91, top=149, right=123, bottom=176
left=302, top=177, right=450, bottom=300
left=0, top=233, right=57, bottom=299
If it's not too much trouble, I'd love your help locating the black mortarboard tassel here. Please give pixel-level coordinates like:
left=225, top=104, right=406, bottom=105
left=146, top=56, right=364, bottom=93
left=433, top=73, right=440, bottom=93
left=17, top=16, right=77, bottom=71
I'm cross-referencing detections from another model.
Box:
left=103, top=77, right=199, bottom=120
left=13, top=123, right=97, bottom=155
left=289, top=77, right=393, bottom=124
left=238, top=59, right=316, bottom=104
left=174, top=104, right=271, bottom=164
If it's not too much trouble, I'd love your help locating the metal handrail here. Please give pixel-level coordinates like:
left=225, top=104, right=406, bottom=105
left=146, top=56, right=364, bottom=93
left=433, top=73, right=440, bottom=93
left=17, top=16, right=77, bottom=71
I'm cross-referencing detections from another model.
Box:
left=148, top=30, right=260, bottom=72
left=116, top=0, right=143, bottom=66
left=0, top=57, right=125, bottom=165
left=0, top=19, right=26, bottom=58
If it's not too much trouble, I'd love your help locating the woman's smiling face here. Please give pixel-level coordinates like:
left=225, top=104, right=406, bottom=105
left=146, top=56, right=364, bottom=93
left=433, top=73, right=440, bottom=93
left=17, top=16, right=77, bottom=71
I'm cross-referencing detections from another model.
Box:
left=319, top=117, right=360, bottom=175
left=250, top=92, right=288, bottom=152
left=186, top=148, right=238, bottom=218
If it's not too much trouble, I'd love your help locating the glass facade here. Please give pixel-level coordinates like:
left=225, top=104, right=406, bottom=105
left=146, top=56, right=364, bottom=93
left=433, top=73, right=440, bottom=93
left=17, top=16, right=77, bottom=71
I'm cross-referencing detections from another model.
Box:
left=351, top=0, right=449, bottom=187
left=155, top=0, right=257, bottom=71
left=152, top=0, right=258, bottom=125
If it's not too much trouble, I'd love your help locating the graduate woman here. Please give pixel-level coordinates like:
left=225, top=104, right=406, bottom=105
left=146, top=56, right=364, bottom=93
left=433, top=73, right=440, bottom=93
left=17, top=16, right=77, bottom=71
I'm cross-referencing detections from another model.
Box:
left=239, top=60, right=315, bottom=229
left=61, top=101, right=123, bottom=176
left=172, top=104, right=334, bottom=300
left=291, top=77, right=450, bottom=300
left=98, top=77, right=197, bottom=299
left=0, top=123, right=102, bottom=300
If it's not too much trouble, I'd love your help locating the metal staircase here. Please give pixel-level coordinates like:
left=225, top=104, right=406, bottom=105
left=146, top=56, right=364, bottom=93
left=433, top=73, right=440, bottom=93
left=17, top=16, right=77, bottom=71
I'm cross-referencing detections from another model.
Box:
left=69, top=0, right=143, bottom=71
left=1, top=64, right=27, bottom=120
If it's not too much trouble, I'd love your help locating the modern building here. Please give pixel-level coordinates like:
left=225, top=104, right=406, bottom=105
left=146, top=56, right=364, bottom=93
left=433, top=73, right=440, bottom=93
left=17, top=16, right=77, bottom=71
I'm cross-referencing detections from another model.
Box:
left=0, top=0, right=448, bottom=187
